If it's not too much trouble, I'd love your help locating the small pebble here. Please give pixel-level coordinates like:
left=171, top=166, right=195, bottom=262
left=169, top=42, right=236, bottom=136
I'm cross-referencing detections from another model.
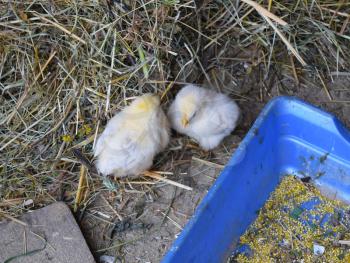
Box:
left=23, top=199, right=33, bottom=206
left=313, top=243, right=325, bottom=255
left=99, top=255, right=115, bottom=263
left=279, top=239, right=290, bottom=248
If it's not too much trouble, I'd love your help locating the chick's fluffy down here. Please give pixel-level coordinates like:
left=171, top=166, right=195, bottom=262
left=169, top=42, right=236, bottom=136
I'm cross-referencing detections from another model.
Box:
left=94, top=94, right=170, bottom=177
left=168, top=85, right=240, bottom=150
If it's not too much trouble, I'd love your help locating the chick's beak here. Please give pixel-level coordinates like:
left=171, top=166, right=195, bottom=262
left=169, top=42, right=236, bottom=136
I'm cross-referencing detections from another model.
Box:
left=181, top=115, right=189, bottom=127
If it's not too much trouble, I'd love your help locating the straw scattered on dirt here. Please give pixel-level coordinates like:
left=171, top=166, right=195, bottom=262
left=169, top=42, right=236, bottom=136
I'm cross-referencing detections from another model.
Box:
left=1, top=0, right=350, bottom=261
left=234, top=176, right=350, bottom=263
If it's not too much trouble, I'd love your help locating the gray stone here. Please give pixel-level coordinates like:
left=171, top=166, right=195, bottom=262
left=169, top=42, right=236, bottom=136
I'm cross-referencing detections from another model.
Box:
left=0, top=202, right=95, bottom=263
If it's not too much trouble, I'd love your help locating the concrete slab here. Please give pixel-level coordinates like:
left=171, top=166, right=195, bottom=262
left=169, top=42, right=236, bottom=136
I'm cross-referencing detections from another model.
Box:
left=0, top=202, right=95, bottom=263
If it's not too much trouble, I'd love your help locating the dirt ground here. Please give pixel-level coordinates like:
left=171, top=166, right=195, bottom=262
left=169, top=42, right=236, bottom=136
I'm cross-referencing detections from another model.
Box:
left=79, top=67, right=350, bottom=263
left=81, top=136, right=240, bottom=262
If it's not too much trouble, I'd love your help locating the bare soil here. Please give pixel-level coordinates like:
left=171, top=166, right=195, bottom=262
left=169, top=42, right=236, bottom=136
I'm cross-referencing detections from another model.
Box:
left=79, top=66, right=350, bottom=262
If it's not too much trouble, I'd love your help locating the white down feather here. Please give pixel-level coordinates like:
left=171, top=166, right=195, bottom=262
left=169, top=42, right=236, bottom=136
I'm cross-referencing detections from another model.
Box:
left=168, top=85, right=240, bottom=150
left=94, top=94, right=170, bottom=177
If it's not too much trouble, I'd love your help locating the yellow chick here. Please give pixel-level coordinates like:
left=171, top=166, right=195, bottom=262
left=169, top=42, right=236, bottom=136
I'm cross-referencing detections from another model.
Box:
left=168, top=85, right=240, bottom=150
left=94, top=94, right=170, bottom=177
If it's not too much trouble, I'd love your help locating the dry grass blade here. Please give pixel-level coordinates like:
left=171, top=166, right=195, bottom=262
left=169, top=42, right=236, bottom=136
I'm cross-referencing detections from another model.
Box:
left=0, top=108, right=56, bottom=151
left=74, top=166, right=88, bottom=212
left=0, top=210, right=27, bottom=226
left=33, top=13, right=86, bottom=44
left=268, top=0, right=273, bottom=11
left=316, top=68, right=333, bottom=101
left=105, top=31, right=117, bottom=113
left=241, top=0, right=288, bottom=26
left=2, top=51, right=57, bottom=125
left=192, top=157, right=225, bottom=169
left=260, top=13, right=307, bottom=66
left=339, top=240, right=350, bottom=246
left=143, top=171, right=193, bottom=191
left=320, top=7, right=350, bottom=18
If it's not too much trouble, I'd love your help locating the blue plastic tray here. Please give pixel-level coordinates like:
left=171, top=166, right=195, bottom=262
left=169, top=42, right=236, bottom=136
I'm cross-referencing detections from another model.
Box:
left=162, top=96, right=350, bottom=263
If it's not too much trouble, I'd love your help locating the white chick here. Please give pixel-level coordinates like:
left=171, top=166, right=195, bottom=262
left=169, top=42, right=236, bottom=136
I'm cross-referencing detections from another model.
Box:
left=94, top=94, right=170, bottom=177
left=168, top=85, right=240, bottom=150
